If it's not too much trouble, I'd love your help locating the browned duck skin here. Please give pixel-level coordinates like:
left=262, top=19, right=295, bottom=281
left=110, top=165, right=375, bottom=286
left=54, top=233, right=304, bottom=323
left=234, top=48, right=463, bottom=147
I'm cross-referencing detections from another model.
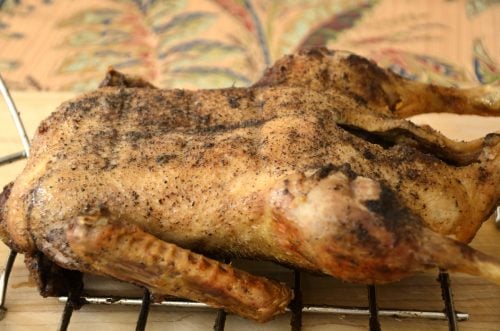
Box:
left=0, top=48, right=499, bottom=322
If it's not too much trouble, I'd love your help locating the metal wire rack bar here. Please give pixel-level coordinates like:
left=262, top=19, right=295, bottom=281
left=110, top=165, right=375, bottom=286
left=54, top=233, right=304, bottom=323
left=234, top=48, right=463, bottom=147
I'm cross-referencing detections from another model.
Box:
left=0, top=74, right=484, bottom=330
left=0, top=151, right=26, bottom=166
left=58, top=293, right=469, bottom=321
left=0, top=75, right=31, bottom=157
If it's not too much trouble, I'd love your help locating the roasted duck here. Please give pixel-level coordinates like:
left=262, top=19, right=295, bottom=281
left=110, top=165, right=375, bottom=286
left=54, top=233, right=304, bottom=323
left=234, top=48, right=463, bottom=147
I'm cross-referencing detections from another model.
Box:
left=0, top=48, right=499, bottom=322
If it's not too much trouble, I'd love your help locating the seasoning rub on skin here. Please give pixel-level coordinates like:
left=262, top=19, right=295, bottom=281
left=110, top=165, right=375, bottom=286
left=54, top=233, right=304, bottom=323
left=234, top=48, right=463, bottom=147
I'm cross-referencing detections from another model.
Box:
left=1, top=48, right=499, bottom=322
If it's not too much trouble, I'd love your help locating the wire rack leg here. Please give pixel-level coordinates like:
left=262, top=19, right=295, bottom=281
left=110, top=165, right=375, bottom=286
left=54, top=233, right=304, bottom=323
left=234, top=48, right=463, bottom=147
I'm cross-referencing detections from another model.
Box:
left=214, top=309, right=227, bottom=331
left=136, top=289, right=151, bottom=331
left=58, top=292, right=80, bottom=331
left=0, top=250, right=17, bottom=320
left=438, top=270, right=458, bottom=331
left=367, top=285, right=381, bottom=331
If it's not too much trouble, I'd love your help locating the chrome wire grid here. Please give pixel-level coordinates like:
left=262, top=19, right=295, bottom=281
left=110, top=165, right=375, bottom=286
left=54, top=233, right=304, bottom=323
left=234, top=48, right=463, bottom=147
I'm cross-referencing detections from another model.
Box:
left=0, top=75, right=479, bottom=330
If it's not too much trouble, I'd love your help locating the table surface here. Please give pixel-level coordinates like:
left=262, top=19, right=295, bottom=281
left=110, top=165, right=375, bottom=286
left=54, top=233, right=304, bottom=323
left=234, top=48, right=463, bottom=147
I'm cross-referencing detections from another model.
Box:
left=0, top=92, right=499, bottom=330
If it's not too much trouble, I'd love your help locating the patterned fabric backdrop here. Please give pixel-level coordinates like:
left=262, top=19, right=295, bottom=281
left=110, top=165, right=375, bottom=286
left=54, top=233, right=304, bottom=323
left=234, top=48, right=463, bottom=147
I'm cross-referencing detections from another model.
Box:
left=0, top=0, right=498, bottom=91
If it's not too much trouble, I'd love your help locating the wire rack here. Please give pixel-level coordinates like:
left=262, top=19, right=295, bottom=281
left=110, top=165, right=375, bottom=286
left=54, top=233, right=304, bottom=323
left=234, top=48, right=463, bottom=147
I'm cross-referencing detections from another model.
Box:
left=1, top=74, right=497, bottom=331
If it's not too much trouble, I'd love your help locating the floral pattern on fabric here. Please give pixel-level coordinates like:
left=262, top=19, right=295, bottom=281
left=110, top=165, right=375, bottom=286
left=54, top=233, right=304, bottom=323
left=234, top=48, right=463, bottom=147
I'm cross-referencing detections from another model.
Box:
left=0, top=0, right=498, bottom=91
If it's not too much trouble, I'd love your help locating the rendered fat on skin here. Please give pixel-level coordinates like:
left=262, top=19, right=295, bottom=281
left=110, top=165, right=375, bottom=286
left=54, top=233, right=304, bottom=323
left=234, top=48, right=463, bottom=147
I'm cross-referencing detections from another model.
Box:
left=0, top=48, right=499, bottom=322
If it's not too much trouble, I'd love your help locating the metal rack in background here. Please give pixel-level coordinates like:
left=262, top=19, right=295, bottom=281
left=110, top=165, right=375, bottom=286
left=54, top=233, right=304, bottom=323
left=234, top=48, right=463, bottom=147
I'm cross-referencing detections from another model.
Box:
left=0, top=74, right=489, bottom=331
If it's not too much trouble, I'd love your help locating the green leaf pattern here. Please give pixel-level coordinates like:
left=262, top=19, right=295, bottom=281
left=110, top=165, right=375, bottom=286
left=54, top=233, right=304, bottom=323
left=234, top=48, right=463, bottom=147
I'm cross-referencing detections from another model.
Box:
left=40, top=0, right=380, bottom=90
left=466, top=0, right=500, bottom=17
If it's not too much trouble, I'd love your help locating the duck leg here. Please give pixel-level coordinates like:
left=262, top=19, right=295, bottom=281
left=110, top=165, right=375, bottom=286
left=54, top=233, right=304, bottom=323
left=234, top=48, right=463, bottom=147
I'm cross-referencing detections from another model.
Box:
left=267, top=169, right=500, bottom=284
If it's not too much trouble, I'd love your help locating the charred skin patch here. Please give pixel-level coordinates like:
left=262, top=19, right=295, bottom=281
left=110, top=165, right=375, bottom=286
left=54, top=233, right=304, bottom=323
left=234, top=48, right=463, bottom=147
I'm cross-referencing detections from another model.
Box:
left=314, top=164, right=337, bottom=180
left=351, top=224, right=382, bottom=250
left=228, top=96, right=241, bottom=109
left=99, top=68, right=156, bottom=89
left=350, top=92, right=368, bottom=106
left=344, top=54, right=390, bottom=83
left=363, top=149, right=376, bottom=160
left=37, top=120, right=50, bottom=135
left=342, top=54, right=401, bottom=110
left=156, top=154, right=177, bottom=165
left=313, top=163, right=358, bottom=181
left=364, top=184, right=421, bottom=236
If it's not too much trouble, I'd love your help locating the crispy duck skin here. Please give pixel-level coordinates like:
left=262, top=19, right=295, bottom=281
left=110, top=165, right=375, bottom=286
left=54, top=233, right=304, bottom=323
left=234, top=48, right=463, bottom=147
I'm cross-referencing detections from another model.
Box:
left=0, top=48, right=500, bottom=321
